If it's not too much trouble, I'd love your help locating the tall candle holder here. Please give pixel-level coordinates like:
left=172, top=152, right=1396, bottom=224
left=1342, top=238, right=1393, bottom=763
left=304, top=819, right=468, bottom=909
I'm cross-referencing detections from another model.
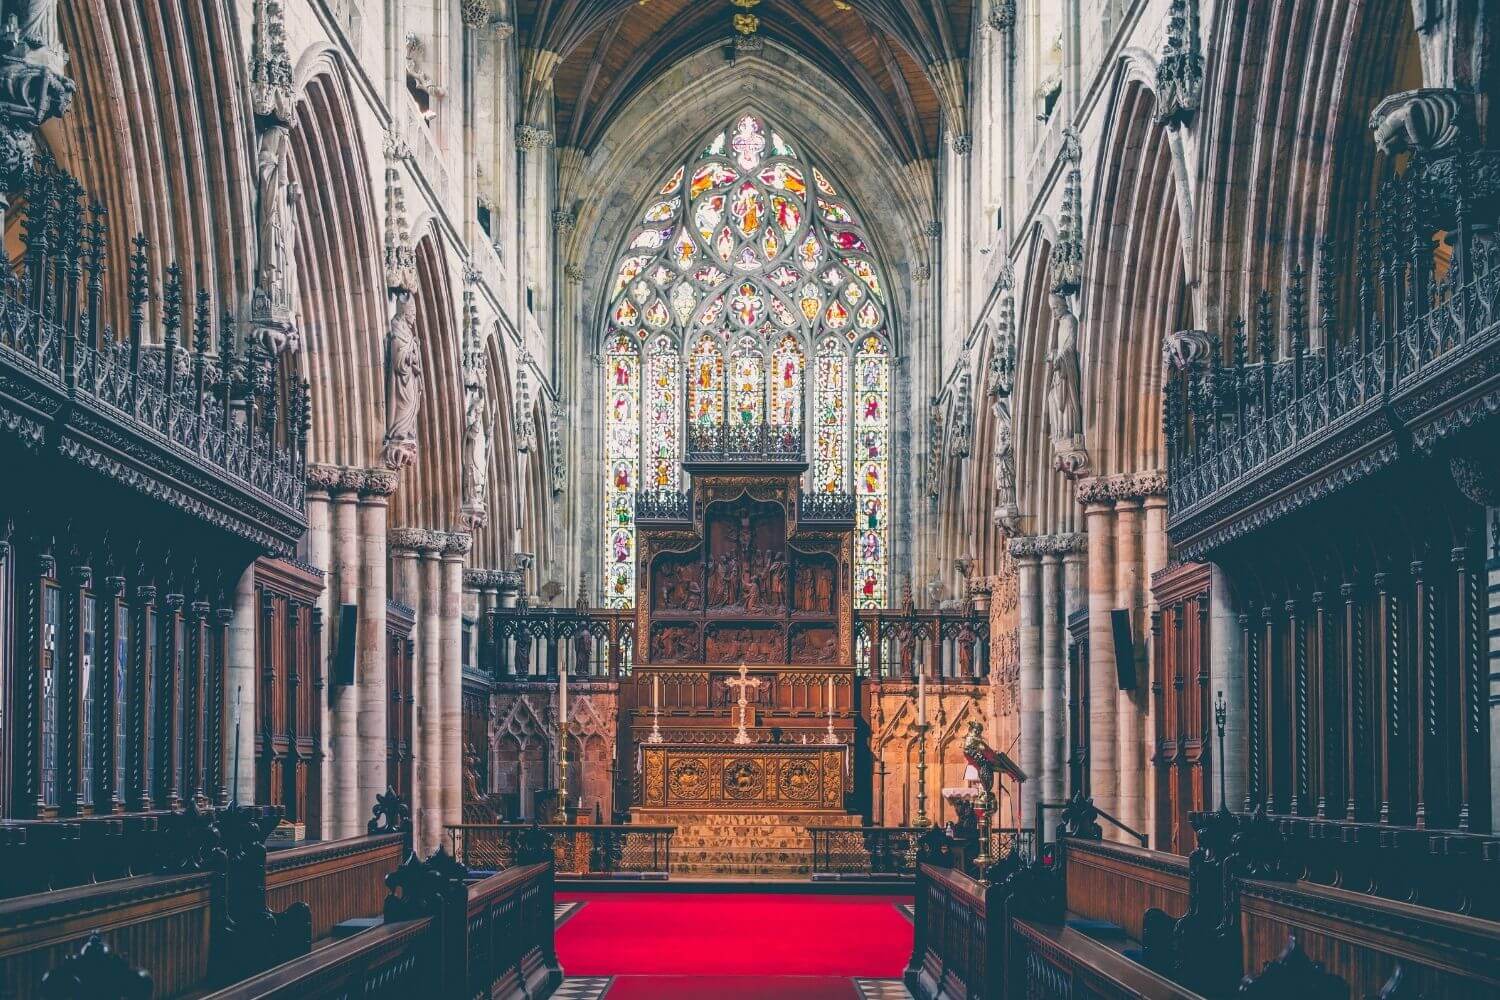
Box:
left=821, top=674, right=839, bottom=745
left=646, top=673, right=664, bottom=743
left=906, top=720, right=933, bottom=872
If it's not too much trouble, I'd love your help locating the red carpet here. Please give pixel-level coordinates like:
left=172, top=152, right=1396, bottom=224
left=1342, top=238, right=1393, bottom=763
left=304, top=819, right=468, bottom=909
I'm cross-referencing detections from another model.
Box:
left=555, top=891, right=912, bottom=996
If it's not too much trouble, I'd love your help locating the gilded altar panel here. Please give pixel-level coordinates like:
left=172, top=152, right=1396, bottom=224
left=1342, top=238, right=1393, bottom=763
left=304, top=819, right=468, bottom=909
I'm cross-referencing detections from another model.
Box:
left=639, top=745, right=846, bottom=810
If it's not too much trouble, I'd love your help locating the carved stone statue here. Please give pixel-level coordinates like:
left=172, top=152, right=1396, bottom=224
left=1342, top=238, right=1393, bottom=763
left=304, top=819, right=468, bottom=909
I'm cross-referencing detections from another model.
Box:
left=992, top=395, right=1018, bottom=530
left=11, top=0, right=64, bottom=73
left=1045, top=292, right=1089, bottom=477
left=251, top=123, right=301, bottom=353
left=382, top=289, right=422, bottom=470
left=462, top=362, right=491, bottom=512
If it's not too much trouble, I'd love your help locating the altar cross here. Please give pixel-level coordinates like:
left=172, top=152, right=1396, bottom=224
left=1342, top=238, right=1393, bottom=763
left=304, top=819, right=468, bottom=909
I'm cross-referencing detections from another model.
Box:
left=725, top=661, right=761, bottom=745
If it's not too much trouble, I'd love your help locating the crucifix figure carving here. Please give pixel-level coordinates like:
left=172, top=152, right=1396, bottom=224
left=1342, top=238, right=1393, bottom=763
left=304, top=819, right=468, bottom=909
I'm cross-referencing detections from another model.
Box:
left=724, top=661, right=761, bottom=745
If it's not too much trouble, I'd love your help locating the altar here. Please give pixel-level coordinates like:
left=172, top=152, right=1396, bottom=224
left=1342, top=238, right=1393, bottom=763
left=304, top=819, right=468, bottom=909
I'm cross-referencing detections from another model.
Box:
left=622, top=460, right=864, bottom=874
left=639, top=743, right=847, bottom=811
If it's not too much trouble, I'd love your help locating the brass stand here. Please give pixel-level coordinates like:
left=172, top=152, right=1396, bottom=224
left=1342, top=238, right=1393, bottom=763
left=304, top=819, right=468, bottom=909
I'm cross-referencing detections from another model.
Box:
left=555, top=742, right=569, bottom=824
left=973, top=772, right=997, bottom=885
left=906, top=721, right=932, bottom=871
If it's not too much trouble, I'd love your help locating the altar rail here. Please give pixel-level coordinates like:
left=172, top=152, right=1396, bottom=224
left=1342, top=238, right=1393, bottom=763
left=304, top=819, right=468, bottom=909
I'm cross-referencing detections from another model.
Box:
left=0, top=817, right=404, bottom=998
left=810, top=826, right=1036, bottom=882
left=474, top=605, right=991, bottom=681
left=446, top=823, right=675, bottom=879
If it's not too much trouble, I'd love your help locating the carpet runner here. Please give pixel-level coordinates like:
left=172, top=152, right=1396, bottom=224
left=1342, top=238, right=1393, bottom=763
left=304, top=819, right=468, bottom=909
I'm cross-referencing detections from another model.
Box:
left=554, top=891, right=914, bottom=999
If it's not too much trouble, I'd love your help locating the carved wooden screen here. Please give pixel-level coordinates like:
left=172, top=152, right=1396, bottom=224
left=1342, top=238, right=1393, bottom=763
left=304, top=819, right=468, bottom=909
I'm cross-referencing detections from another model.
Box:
left=254, top=559, right=325, bottom=834
left=1151, top=563, right=1212, bottom=855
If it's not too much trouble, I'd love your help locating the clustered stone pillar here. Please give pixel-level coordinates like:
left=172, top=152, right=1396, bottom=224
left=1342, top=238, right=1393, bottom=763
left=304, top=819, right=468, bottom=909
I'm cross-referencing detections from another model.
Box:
left=306, top=465, right=400, bottom=839
left=1010, top=532, right=1088, bottom=839
left=1076, top=471, right=1166, bottom=841
left=390, top=528, right=472, bottom=855
left=440, top=534, right=471, bottom=831
left=356, top=472, right=398, bottom=838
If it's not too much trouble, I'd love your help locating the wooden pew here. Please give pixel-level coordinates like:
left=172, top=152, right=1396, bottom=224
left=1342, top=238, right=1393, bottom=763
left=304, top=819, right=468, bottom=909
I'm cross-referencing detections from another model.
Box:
left=1238, top=877, right=1500, bottom=999
left=0, top=871, right=214, bottom=1000
left=264, top=833, right=405, bottom=941
left=202, top=860, right=560, bottom=1000
left=1061, top=839, right=1189, bottom=943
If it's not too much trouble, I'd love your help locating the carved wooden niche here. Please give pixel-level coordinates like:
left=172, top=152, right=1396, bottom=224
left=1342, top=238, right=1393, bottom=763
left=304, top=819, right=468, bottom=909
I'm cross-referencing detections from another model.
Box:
left=789, top=624, right=838, bottom=663
left=650, top=623, right=701, bottom=663
left=704, top=622, right=784, bottom=663
left=790, top=552, right=837, bottom=615
left=703, top=498, right=788, bottom=616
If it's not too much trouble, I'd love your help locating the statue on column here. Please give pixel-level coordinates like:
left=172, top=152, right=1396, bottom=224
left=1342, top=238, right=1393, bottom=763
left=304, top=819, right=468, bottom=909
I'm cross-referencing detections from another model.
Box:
left=462, top=355, right=491, bottom=512
left=10, top=0, right=64, bottom=73
left=250, top=123, right=301, bottom=354
left=1045, top=292, right=1089, bottom=478
left=382, top=289, right=422, bottom=470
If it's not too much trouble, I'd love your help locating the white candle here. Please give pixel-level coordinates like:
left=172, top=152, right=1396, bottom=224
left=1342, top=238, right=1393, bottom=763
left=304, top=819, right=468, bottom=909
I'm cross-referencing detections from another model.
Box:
left=827, top=675, right=834, bottom=718
left=918, top=671, right=927, bottom=726
left=653, top=674, right=660, bottom=713
left=560, top=663, right=568, bottom=728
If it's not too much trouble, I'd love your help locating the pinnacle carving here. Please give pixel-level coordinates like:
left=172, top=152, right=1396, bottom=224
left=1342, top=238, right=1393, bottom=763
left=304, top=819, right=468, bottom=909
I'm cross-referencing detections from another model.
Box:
left=1048, top=129, right=1083, bottom=296
left=1154, top=0, right=1203, bottom=129
left=987, top=0, right=1016, bottom=32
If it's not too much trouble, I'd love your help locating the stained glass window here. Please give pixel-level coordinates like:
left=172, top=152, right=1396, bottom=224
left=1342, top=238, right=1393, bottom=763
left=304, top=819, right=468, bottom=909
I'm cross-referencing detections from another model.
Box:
left=814, top=338, right=849, bottom=493
left=645, top=336, right=681, bottom=491
left=602, top=334, right=640, bottom=607
left=769, top=336, right=804, bottom=431
left=600, top=111, right=893, bottom=608
left=688, top=335, right=725, bottom=427
left=854, top=335, right=890, bottom=608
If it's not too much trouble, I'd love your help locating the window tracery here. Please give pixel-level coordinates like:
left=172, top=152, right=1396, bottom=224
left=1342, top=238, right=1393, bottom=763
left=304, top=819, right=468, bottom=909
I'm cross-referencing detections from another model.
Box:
left=600, top=112, right=893, bottom=609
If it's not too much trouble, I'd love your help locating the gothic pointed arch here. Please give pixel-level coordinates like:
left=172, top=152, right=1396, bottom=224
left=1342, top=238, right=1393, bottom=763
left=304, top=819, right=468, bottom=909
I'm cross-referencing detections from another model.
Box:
left=597, top=110, right=896, bottom=609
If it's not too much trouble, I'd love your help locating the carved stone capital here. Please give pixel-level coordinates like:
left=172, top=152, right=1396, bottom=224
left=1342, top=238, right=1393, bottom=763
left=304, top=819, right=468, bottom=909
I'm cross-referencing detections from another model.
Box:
left=1008, top=532, right=1087, bottom=559
left=440, top=531, right=473, bottom=557
left=491, top=20, right=516, bottom=39
left=552, top=208, right=576, bottom=235
left=1162, top=329, right=1213, bottom=372
left=306, top=464, right=344, bottom=494
left=950, top=133, right=972, bottom=155
left=464, top=568, right=511, bottom=589
left=1074, top=469, right=1167, bottom=504
left=457, top=503, right=488, bottom=532
left=913, top=262, right=932, bottom=283
left=987, top=0, right=1016, bottom=32
left=515, top=123, right=554, bottom=151
left=358, top=469, right=398, bottom=497
left=922, top=220, right=942, bottom=240
left=564, top=262, right=585, bottom=283
left=390, top=527, right=439, bottom=553
left=1052, top=442, right=1091, bottom=480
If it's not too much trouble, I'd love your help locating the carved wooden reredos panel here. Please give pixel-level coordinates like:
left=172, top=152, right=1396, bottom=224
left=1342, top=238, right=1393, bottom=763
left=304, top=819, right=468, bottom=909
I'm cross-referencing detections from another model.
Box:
left=637, top=472, right=853, bottom=665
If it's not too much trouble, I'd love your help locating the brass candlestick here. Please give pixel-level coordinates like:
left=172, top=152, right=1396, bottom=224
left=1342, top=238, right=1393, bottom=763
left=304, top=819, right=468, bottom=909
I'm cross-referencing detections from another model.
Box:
left=973, top=771, right=997, bottom=885
left=906, top=721, right=933, bottom=872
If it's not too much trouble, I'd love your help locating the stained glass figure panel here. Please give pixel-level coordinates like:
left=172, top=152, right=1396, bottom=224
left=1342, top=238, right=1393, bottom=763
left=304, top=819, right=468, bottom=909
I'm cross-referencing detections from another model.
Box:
left=854, top=335, right=890, bottom=608
left=814, top=338, right=849, bottom=494
left=602, top=335, right=641, bottom=608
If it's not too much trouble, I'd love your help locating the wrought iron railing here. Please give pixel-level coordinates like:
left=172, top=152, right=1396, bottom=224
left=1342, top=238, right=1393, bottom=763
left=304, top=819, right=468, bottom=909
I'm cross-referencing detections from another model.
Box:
left=446, top=823, right=675, bottom=879
left=0, top=157, right=307, bottom=519
left=1166, top=156, right=1500, bottom=536
left=808, top=825, right=1037, bottom=881
left=635, top=489, right=691, bottom=521
left=799, top=491, right=856, bottom=521
left=808, top=826, right=923, bottom=879
left=685, top=421, right=804, bottom=463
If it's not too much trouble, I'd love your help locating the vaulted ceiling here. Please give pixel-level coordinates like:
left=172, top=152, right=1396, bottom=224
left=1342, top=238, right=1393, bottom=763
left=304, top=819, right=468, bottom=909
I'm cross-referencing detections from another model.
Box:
left=515, top=0, right=974, bottom=163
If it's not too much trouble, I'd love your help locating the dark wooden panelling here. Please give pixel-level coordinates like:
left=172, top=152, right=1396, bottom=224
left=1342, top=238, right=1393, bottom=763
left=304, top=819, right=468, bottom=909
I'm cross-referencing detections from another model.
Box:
left=264, top=833, right=404, bottom=941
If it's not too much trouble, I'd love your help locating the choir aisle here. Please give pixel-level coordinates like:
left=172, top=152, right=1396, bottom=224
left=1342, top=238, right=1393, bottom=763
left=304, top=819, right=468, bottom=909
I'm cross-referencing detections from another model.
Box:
left=551, top=892, right=915, bottom=999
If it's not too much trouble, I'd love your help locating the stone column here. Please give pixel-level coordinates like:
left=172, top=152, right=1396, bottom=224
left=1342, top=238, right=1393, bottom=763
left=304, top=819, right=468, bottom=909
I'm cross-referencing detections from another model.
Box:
left=330, top=469, right=364, bottom=838
left=1063, top=540, right=1089, bottom=799
left=1080, top=486, right=1118, bottom=825
left=1011, top=541, right=1044, bottom=829
left=388, top=533, right=423, bottom=845
left=419, top=538, right=443, bottom=854
left=1114, top=496, right=1145, bottom=837
left=1142, top=491, right=1170, bottom=836
left=1209, top=563, right=1247, bottom=811
left=355, top=471, right=397, bottom=836
left=305, top=466, right=339, bottom=828
left=440, top=533, right=471, bottom=830
left=227, top=564, right=258, bottom=805
left=1041, top=542, right=1067, bottom=833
